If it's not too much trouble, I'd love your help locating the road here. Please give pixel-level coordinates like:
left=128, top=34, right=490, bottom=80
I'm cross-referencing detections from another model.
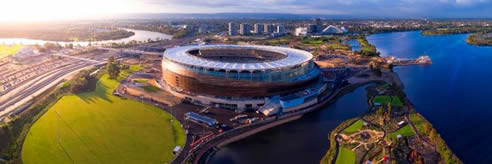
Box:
left=0, top=52, right=106, bottom=120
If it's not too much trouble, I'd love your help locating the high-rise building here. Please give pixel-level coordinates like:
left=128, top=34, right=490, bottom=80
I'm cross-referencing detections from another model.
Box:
left=307, top=24, right=317, bottom=33
left=228, top=22, right=238, bottom=36
left=264, top=24, right=275, bottom=34
left=314, top=18, right=323, bottom=33
left=276, top=24, right=285, bottom=34
left=240, top=23, right=251, bottom=35
left=254, top=24, right=264, bottom=34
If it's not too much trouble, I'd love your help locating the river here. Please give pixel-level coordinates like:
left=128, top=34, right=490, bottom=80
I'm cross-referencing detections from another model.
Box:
left=210, top=31, right=492, bottom=164
left=209, top=85, right=371, bottom=164
left=367, top=31, right=492, bottom=163
left=0, top=28, right=172, bottom=46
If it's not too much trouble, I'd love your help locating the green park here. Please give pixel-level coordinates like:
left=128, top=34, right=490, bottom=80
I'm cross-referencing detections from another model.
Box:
left=21, top=65, right=186, bottom=164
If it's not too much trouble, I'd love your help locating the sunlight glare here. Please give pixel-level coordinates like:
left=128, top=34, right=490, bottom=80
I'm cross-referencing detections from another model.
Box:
left=0, top=0, right=143, bottom=22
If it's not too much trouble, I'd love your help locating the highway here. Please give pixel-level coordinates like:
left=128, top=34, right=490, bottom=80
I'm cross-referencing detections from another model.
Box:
left=0, top=62, right=95, bottom=118
left=0, top=52, right=106, bottom=119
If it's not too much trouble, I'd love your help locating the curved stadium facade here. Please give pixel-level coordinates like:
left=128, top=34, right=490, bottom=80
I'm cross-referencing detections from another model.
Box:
left=162, top=45, right=326, bottom=114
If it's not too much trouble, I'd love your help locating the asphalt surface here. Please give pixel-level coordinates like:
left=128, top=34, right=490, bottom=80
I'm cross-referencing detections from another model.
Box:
left=0, top=61, right=96, bottom=118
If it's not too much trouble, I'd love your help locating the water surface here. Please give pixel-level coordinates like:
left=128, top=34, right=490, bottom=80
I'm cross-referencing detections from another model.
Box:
left=367, top=31, right=492, bottom=163
left=210, top=85, right=370, bottom=164
left=0, top=28, right=172, bottom=46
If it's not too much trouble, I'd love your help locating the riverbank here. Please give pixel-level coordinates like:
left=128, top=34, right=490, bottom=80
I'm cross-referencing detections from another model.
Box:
left=466, top=33, right=492, bottom=46
left=0, top=27, right=135, bottom=42
left=321, top=73, right=461, bottom=164
left=0, top=28, right=172, bottom=46
left=366, top=31, right=492, bottom=162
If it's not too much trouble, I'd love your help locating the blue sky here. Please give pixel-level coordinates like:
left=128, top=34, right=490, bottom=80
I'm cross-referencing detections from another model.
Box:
left=1, top=0, right=490, bottom=21
left=149, top=0, right=492, bottom=18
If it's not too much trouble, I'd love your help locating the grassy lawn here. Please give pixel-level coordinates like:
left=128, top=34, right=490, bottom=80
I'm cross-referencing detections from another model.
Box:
left=410, top=114, right=427, bottom=136
left=140, top=85, right=161, bottom=92
left=344, top=120, right=363, bottom=134
left=373, top=96, right=404, bottom=106
left=22, top=65, right=186, bottom=164
left=387, top=125, right=415, bottom=139
left=0, top=45, right=23, bottom=59
left=134, top=79, right=148, bottom=83
left=390, top=96, right=404, bottom=107
left=335, top=147, right=356, bottom=164
left=327, top=43, right=350, bottom=50
left=373, top=96, right=391, bottom=105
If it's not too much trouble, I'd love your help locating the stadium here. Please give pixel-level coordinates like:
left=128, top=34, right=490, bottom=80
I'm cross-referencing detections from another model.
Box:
left=162, top=44, right=327, bottom=115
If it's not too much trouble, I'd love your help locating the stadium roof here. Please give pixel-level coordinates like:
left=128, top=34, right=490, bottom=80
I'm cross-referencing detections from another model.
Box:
left=164, top=44, right=313, bottom=71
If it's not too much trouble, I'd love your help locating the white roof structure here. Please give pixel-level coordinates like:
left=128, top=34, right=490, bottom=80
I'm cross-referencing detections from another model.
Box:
left=322, top=25, right=345, bottom=34
left=164, top=44, right=313, bottom=71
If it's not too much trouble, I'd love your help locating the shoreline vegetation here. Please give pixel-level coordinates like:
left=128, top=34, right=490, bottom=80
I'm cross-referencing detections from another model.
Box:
left=467, top=33, right=492, bottom=46
left=421, top=26, right=492, bottom=36
left=356, top=36, right=380, bottom=56
left=0, top=24, right=135, bottom=42
left=321, top=81, right=461, bottom=164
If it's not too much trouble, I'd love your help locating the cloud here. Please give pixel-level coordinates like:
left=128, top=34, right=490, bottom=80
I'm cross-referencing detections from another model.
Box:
left=143, top=0, right=492, bottom=17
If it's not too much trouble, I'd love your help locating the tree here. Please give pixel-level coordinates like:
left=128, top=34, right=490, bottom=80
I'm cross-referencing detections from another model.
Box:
left=377, top=106, right=384, bottom=116
left=65, top=43, right=74, bottom=49
left=386, top=103, right=392, bottom=120
left=429, top=129, right=437, bottom=142
left=107, top=56, right=120, bottom=80
left=423, top=122, right=432, bottom=135
left=69, top=70, right=90, bottom=93
left=387, top=103, right=392, bottom=116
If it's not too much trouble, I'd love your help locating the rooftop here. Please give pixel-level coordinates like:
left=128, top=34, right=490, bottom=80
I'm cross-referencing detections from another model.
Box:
left=164, top=44, right=313, bottom=71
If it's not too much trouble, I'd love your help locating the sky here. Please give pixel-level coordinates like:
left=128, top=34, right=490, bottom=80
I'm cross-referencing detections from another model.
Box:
left=0, top=0, right=490, bottom=21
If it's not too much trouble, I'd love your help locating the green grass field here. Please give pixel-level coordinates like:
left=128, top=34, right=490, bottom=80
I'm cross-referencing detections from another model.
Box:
left=0, top=45, right=23, bottom=59
left=140, top=85, right=161, bottom=92
left=390, top=96, right=404, bottom=106
left=134, top=79, right=148, bottom=83
left=22, top=66, right=186, bottom=164
left=373, top=96, right=404, bottom=106
left=343, top=120, right=363, bottom=134
left=387, top=125, right=415, bottom=139
left=335, top=147, right=356, bottom=164
left=373, top=96, right=391, bottom=105
left=409, top=114, right=427, bottom=136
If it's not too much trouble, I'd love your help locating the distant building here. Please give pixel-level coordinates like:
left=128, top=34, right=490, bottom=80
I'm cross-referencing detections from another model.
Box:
left=264, top=24, right=275, bottom=34
left=314, top=18, right=323, bottom=33
left=240, top=23, right=251, bottom=35
left=307, top=24, right=317, bottom=33
left=322, top=25, right=345, bottom=34
left=276, top=24, right=285, bottom=34
left=254, top=23, right=264, bottom=35
left=198, top=24, right=209, bottom=33
left=295, top=27, right=308, bottom=36
left=228, top=22, right=238, bottom=36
